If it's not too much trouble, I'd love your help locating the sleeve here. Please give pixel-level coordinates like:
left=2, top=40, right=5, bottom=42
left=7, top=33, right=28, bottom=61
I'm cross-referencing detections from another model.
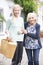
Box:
left=6, top=19, right=11, bottom=30
left=21, top=18, right=24, bottom=30
left=27, top=24, right=40, bottom=39
left=5, top=19, right=11, bottom=37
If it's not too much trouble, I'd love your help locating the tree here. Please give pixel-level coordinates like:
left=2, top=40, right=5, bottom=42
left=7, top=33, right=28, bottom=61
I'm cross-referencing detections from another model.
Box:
left=14, top=0, right=37, bottom=20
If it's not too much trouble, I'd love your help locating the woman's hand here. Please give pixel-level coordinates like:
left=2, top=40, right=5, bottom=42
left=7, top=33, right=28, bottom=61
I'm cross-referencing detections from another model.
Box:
left=18, top=30, right=24, bottom=34
left=18, top=29, right=27, bottom=34
left=22, top=29, right=27, bottom=34
left=6, top=37, right=12, bottom=42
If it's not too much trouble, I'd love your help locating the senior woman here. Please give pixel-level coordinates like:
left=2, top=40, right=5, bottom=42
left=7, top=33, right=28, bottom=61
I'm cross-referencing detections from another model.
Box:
left=23, top=12, right=42, bottom=65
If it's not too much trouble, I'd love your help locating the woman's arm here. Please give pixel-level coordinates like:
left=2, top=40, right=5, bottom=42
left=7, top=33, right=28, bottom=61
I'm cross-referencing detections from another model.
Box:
left=27, top=25, right=40, bottom=39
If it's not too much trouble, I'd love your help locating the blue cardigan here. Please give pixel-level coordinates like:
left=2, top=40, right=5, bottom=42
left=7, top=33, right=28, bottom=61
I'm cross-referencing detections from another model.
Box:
left=23, top=22, right=42, bottom=49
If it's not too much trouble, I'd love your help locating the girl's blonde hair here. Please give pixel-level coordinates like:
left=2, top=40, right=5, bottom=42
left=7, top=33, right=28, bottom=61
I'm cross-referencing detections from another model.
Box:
left=13, top=4, right=23, bottom=12
left=27, top=12, right=37, bottom=22
left=12, top=4, right=23, bottom=16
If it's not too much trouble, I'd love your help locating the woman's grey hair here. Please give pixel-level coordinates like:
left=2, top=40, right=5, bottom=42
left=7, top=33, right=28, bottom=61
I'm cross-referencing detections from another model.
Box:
left=27, top=12, right=37, bottom=22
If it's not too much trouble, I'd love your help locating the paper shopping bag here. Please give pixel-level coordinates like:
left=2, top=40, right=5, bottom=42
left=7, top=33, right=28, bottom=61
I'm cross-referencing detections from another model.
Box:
left=1, top=39, right=17, bottom=59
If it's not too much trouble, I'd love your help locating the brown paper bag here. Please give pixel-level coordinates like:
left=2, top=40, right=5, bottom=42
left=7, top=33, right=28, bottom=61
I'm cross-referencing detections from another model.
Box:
left=1, top=39, right=17, bottom=59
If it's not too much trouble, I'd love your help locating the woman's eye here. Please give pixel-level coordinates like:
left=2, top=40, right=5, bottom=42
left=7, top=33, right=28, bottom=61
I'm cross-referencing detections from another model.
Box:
left=29, top=18, right=31, bottom=19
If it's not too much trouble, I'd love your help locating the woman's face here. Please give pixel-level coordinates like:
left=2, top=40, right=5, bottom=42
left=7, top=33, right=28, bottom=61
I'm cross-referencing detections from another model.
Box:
left=13, top=7, right=21, bottom=17
left=28, top=16, right=36, bottom=25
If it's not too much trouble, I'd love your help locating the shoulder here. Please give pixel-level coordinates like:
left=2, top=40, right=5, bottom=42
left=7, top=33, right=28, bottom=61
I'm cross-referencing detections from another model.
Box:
left=6, top=18, right=12, bottom=25
left=19, top=17, right=24, bottom=24
left=36, top=23, right=40, bottom=27
left=19, top=17, right=24, bottom=20
left=24, top=22, right=28, bottom=25
left=35, top=23, right=40, bottom=29
left=24, top=22, right=28, bottom=28
left=7, top=17, right=13, bottom=23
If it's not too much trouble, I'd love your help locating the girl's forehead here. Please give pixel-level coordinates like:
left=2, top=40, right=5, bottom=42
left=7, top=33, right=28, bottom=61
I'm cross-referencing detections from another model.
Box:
left=13, top=7, right=21, bottom=12
left=13, top=5, right=23, bottom=11
left=14, top=7, right=20, bottom=10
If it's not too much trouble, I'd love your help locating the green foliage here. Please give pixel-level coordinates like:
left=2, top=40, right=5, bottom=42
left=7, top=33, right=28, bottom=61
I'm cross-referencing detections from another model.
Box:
left=24, top=0, right=37, bottom=14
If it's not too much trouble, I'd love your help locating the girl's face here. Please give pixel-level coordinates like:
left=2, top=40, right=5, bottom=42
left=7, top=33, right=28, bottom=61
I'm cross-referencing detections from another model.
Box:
left=28, top=16, right=36, bottom=25
left=13, top=7, right=21, bottom=17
